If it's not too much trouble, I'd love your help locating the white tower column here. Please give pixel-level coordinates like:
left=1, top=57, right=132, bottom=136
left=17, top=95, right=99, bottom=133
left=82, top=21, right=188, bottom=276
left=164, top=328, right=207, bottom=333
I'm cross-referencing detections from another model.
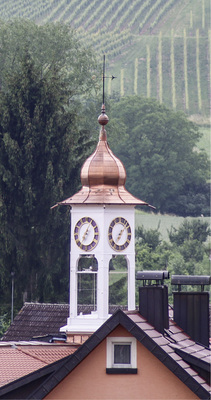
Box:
left=97, top=253, right=111, bottom=319
left=69, top=252, right=78, bottom=319
left=127, top=254, right=136, bottom=311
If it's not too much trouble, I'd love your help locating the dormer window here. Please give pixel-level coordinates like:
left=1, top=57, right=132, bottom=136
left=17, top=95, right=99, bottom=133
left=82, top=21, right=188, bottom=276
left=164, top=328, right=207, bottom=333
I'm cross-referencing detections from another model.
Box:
left=106, top=337, right=137, bottom=374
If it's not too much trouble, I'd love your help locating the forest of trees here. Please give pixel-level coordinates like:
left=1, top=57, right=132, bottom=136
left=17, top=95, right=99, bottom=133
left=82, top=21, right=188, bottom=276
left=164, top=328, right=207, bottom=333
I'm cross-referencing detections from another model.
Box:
left=0, top=20, right=99, bottom=317
left=0, top=20, right=210, bottom=330
left=107, top=96, right=210, bottom=216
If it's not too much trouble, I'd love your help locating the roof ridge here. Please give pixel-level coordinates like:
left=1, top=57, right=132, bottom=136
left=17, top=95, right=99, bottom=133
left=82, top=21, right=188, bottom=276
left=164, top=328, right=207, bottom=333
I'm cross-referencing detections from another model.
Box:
left=17, top=347, right=49, bottom=366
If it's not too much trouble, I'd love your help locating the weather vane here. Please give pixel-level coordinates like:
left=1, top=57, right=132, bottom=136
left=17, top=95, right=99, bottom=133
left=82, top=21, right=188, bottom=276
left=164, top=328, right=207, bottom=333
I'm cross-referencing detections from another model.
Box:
left=102, top=54, right=116, bottom=104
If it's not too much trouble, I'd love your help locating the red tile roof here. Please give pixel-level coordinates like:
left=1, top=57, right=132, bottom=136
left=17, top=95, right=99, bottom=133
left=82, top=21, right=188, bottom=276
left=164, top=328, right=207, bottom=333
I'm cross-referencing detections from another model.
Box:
left=0, top=343, right=77, bottom=387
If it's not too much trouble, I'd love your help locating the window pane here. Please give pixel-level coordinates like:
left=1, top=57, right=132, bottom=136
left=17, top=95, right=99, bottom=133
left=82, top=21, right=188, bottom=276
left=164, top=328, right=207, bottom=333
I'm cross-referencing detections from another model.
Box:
left=114, top=344, right=131, bottom=364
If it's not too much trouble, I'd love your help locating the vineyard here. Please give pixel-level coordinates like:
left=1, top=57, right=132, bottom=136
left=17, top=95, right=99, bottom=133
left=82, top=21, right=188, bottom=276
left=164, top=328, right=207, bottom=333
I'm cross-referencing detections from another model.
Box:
left=0, top=0, right=210, bottom=118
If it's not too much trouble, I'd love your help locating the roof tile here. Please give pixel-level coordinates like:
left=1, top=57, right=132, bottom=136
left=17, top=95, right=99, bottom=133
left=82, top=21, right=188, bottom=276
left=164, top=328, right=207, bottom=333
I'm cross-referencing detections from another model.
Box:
left=193, top=375, right=208, bottom=384
left=0, top=344, right=77, bottom=388
left=154, top=336, right=170, bottom=346
left=177, top=360, right=191, bottom=369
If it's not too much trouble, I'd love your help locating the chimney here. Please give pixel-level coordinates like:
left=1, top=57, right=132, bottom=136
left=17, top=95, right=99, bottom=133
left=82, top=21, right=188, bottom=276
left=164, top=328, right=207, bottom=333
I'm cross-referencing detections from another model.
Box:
left=171, top=275, right=211, bottom=347
left=136, top=271, right=169, bottom=334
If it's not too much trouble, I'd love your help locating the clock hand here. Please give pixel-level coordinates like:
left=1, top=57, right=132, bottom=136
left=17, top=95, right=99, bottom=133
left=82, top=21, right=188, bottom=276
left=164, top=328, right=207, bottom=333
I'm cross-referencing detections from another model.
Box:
left=82, top=222, right=91, bottom=243
left=116, top=223, right=127, bottom=243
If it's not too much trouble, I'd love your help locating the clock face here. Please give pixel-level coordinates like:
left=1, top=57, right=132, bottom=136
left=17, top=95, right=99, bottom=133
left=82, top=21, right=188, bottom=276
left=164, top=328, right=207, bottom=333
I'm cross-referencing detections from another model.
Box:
left=108, top=217, right=132, bottom=251
left=74, top=217, right=99, bottom=251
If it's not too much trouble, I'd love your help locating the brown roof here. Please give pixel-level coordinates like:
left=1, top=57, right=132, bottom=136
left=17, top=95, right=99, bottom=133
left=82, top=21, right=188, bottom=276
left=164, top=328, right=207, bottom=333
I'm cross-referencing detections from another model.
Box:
left=1, top=303, right=129, bottom=342
left=1, top=303, right=69, bottom=341
left=0, top=343, right=77, bottom=388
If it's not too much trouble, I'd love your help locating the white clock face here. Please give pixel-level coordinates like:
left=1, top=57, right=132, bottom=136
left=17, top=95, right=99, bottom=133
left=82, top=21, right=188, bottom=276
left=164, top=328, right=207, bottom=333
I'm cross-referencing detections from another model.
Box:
left=74, top=217, right=99, bottom=251
left=108, top=217, right=132, bottom=251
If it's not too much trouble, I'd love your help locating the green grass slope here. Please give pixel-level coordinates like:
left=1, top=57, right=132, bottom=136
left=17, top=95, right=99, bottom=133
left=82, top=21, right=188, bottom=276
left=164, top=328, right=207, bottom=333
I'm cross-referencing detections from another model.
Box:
left=135, top=210, right=211, bottom=241
left=0, top=0, right=210, bottom=119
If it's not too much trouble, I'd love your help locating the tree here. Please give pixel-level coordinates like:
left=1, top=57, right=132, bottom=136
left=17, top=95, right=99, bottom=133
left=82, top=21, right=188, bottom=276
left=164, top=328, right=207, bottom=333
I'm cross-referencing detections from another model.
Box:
left=168, top=219, right=210, bottom=276
left=107, top=96, right=209, bottom=216
left=135, top=226, right=171, bottom=271
left=135, top=220, right=210, bottom=283
left=0, top=20, right=99, bottom=315
left=168, top=219, right=210, bottom=245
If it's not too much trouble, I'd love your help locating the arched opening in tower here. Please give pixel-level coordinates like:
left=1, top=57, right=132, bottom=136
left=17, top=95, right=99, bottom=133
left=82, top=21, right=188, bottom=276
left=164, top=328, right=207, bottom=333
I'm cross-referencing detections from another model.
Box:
left=77, top=255, right=98, bottom=315
left=109, top=255, right=128, bottom=308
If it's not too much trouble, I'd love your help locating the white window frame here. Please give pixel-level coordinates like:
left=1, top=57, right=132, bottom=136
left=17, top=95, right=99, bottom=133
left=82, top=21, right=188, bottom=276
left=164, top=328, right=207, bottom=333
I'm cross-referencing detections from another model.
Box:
left=106, top=337, right=137, bottom=369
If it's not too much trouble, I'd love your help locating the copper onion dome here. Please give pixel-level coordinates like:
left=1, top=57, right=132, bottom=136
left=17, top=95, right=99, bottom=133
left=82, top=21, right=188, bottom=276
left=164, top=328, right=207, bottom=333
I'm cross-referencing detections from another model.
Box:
left=54, top=104, right=149, bottom=207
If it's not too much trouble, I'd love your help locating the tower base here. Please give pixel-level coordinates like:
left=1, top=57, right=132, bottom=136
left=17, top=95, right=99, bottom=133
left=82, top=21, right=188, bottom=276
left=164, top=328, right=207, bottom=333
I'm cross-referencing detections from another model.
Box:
left=60, top=311, right=111, bottom=334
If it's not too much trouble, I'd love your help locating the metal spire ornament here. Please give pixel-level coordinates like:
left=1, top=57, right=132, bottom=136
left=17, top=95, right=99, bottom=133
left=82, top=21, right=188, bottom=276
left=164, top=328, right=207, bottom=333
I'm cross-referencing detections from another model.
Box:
left=98, top=55, right=116, bottom=126
left=102, top=54, right=116, bottom=105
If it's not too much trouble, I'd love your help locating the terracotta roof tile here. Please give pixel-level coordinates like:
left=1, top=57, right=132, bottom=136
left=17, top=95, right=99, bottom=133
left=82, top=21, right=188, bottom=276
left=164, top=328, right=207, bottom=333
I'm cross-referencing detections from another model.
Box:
left=0, top=348, right=46, bottom=387
left=0, top=344, right=77, bottom=388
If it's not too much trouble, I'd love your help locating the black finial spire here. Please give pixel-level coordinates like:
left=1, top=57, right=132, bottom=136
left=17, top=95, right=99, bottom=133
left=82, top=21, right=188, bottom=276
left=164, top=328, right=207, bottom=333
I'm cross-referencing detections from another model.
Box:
left=103, top=54, right=105, bottom=105
left=102, top=54, right=116, bottom=106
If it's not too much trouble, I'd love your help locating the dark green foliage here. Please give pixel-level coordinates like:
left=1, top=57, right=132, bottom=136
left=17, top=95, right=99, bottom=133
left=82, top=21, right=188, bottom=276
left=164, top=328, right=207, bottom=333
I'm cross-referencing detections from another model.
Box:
left=107, top=96, right=210, bottom=216
left=135, top=226, right=171, bottom=271
left=109, top=276, right=127, bottom=305
left=169, top=219, right=210, bottom=245
left=135, top=220, right=210, bottom=298
left=109, top=255, right=128, bottom=305
left=136, top=225, right=161, bottom=250
left=0, top=20, right=98, bottom=314
left=168, top=219, right=210, bottom=276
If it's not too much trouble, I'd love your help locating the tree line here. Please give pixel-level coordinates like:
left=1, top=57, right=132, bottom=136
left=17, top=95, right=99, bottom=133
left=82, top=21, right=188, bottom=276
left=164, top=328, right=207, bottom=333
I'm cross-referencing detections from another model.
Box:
left=0, top=20, right=209, bottom=325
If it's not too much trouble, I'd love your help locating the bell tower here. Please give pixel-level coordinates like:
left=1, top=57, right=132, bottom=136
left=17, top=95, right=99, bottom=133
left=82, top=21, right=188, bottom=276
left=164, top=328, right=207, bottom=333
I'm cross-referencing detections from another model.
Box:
left=54, top=60, right=151, bottom=334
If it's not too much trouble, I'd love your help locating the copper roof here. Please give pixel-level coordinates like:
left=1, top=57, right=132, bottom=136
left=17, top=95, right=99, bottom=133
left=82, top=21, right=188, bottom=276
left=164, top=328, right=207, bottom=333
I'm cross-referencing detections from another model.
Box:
left=54, top=105, right=151, bottom=207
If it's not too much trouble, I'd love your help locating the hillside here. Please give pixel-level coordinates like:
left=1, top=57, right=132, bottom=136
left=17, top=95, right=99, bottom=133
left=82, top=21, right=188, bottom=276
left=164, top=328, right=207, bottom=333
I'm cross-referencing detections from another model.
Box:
left=0, top=0, right=210, bottom=119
